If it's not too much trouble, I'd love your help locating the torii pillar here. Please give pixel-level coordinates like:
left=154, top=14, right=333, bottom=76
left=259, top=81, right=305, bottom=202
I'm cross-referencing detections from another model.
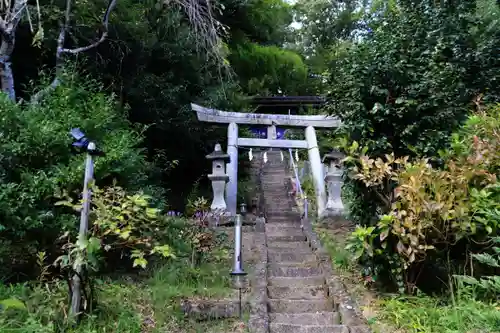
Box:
left=226, top=122, right=238, bottom=215
left=305, top=126, right=327, bottom=217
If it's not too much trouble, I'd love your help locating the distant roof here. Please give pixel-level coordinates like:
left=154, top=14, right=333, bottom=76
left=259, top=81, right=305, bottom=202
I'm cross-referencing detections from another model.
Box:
left=249, top=96, right=326, bottom=114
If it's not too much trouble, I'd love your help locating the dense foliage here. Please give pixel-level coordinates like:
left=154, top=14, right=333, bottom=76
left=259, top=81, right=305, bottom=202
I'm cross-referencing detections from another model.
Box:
left=1, top=0, right=500, bottom=328
left=343, top=105, right=500, bottom=292
left=291, top=0, right=500, bottom=293
left=0, top=78, right=162, bottom=280
left=0, top=0, right=307, bottom=301
left=7, top=0, right=306, bottom=210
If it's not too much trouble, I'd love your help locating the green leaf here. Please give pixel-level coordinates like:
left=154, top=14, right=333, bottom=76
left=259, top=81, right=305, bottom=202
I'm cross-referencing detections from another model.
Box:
left=146, top=207, right=159, bottom=218
left=152, top=245, right=175, bottom=258
left=133, top=257, right=148, bottom=269
left=454, top=275, right=480, bottom=286
left=0, top=298, right=27, bottom=311
left=54, top=200, right=73, bottom=207
left=87, top=237, right=101, bottom=253
left=76, top=236, right=89, bottom=250
left=472, top=253, right=499, bottom=267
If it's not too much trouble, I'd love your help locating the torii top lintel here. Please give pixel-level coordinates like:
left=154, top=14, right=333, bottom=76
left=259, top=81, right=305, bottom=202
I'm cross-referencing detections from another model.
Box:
left=191, top=103, right=341, bottom=128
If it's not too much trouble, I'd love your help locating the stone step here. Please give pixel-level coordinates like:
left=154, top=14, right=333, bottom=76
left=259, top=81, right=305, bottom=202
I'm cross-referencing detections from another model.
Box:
left=268, top=276, right=324, bottom=287
left=266, top=241, right=310, bottom=249
left=266, top=215, right=300, bottom=223
left=267, top=230, right=306, bottom=243
left=268, top=299, right=333, bottom=313
left=264, top=206, right=293, bottom=209
left=265, top=209, right=297, bottom=213
left=266, top=225, right=302, bottom=232
left=268, top=252, right=317, bottom=264
left=266, top=207, right=295, bottom=209
left=266, top=203, right=293, bottom=208
left=267, top=233, right=306, bottom=242
left=265, top=204, right=293, bottom=207
left=267, top=247, right=312, bottom=254
left=268, top=285, right=326, bottom=300
left=267, top=217, right=301, bottom=223
left=265, top=223, right=302, bottom=230
left=270, top=323, right=348, bottom=333
left=268, top=265, right=322, bottom=278
left=264, top=202, right=289, bottom=204
left=270, top=312, right=341, bottom=325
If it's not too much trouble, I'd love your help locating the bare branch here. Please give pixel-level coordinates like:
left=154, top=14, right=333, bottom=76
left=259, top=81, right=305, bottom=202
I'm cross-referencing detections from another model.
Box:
left=0, top=18, right=8, bottom=37
left=31, top=0, right=117, bottom=104
left=172, top=0, right=227, bottom=68
left=32, top=0, right=228, bottom=104
left=7, top=0, right=27, bottom=33
left=0, top=0, right=27, bottom=37
left=59, top=0, right=117, bottom=54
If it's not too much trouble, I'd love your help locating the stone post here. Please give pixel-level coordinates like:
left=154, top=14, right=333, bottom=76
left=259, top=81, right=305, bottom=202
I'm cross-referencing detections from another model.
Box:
left=321, top=149, right=345, bottom=219
left=226, top=123, right=239, bottom=215
left=305, top=126, right=327, bottom=218
left=267, top=124, right=277, bottom=140
left=267, top=124, right=277, bottom=152
left=206, top=144, right=230, bottom=211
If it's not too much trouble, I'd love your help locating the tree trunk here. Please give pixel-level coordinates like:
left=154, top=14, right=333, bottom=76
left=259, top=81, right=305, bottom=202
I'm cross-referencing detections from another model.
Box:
left=0, top=37, right=16, bottom=101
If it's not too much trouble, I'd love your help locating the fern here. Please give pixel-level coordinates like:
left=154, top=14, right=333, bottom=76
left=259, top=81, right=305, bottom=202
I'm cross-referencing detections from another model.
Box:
left=455, top=237, right=500, bottom=294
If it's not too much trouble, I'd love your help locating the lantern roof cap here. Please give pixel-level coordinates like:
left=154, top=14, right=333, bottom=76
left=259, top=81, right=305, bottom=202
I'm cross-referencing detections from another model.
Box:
left=322, top=149, right=345, bottom=163
left=206, top=143, right=230, bottom=161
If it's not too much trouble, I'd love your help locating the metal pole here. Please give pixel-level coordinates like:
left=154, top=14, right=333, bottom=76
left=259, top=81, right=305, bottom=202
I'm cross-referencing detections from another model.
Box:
left=232, top=215, right=243, bottom=274
left=70, top=142, right=95, bottom=319
left=230, top=214, right=247, bottom=320
left=238, top=288, right=242, bottom=319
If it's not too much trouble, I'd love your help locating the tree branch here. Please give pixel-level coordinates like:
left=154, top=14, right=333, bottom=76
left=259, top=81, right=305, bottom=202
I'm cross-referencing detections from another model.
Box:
left=59, top=0, right=117, bottom=55
left=0, top=18, right=8, bottom=38
left=0, top=0, right=28, bottom=101
left=31, top=0, right=117, bottom=104
left=174, top=0, right=227, bottom=69
left=32, top=0, right=227, bottom=104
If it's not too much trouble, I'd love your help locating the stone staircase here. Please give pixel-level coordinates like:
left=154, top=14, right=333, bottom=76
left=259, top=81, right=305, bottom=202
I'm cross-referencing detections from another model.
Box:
left=255, top=151, right=368, bottom=333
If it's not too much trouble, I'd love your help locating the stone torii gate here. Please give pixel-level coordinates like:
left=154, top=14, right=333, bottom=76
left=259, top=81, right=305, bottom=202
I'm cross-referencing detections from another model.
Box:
left=191, top=103, right=341, bottom=217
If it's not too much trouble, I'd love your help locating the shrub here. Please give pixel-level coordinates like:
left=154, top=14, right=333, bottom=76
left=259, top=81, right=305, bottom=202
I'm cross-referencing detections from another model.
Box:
left=342, top=105, right=500, bottom=292
left=54, top=184, right=175, bottom=273
left=326, top=1, right=500, bottom=229
left=0, top=77, right=163, bottom=280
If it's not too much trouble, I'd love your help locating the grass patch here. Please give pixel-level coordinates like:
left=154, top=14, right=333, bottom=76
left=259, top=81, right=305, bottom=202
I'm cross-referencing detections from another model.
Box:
left=0, top=258, right=238, bottom=333
left=375, top=294, right=500, bottom=333
left=316, top=226, right=352, bottom=271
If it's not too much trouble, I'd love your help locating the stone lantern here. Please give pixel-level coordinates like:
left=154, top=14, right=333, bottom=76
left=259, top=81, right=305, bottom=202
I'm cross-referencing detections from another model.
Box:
left=206, top=143, right=230, bottom=211
left=322, top=149, right=345, bottom=218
